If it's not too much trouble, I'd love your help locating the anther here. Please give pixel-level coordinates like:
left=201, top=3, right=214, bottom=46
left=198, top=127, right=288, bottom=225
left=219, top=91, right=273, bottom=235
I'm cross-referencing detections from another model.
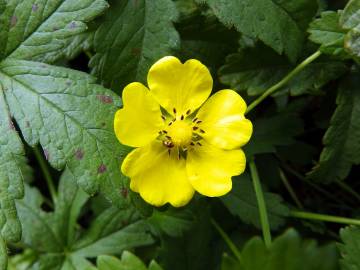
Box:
left=193, top=126, right=198, bottom=130
left=186, top=109, right=191, bottom=115
left=162, top=130, right=168, bottom=134
left=196, top=120, right=202, bottom=124
left=168, top=121, right=173, bottom=126
left=192, top=117, right=198, bottom=123
left=173, top=108, right=177, bottom=114
left=158, top=131, right=163, bottom=135
left=165, top=135, right=171, bottom=139
left=190, top=142, right=195, bottom=146
left=180, top=115, right=184, bottom=120
left=199, top=129, right=205, bottom=134
left=197, top=142, right=202, bottom=146
left=161, top=115, right=166, bottom=120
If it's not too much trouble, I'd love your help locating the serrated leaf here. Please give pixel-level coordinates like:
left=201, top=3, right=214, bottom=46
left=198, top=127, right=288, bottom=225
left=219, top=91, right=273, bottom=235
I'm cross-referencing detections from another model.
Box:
left=198, top=0, right=317, bottom=62
left=0, top=0, right=108, bottom=63
left=339, top=226, right=360, bottom=270
left=308, top=72, right=360, bottom=183
left=221, top=229, right=339, bottom=270
left=221, top=173, right=289, bottom=230
left=308, top=11, right=348, bottom=57
left=0, top=87, right=27, bottom=242
left=90, top=0, right=180, bottom=90
left=15, top=170, right=153, bottom=269
left=97, top=252, right=163, bottom=270
left=219, top=43, right=347, bottom=96
left=0, top=59, right=130, bottom=208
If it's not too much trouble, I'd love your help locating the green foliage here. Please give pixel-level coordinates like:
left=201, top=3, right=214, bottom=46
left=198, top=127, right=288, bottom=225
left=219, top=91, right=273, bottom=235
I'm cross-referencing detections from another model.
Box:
left=90, top=0, right=180, bottom=90
left=14, top=169, right=153, bottom=269
left=339, top=226, right=360, bottom=270
left=198, top=0, right=317, bottom=62
left=219, top=43, right=347, bottom=96
left=97, top=252, right=163, bottom=270
left=308, top=72, right=360, bottom=183
left=221, top=229, right=339, bottom=270
left=221, top=173, right=289, bottom=230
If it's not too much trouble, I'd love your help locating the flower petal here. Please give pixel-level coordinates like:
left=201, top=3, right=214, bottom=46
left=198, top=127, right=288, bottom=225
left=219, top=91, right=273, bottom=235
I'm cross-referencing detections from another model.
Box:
left=195, top=90, right=253, bottom=150
left=186, top=142, right=246, bottom=197
left=114, top=82, right=164, bottom=147
left=147, top=56, right=213, bottom=117
left=121, top=142, right=195, bottom=207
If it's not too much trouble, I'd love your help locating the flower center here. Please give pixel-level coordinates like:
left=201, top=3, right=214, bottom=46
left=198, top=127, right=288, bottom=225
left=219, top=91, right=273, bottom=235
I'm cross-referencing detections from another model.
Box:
left=167, top=120, right=193, bottom=146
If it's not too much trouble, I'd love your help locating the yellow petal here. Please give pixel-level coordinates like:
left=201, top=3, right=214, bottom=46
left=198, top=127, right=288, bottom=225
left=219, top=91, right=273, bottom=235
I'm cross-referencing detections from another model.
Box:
left=195, top=90, right=253, bottom=150
left=121, top=142, right=195, bottom=207
left=114, top=82, right=164, bottom=147
left=186, top=142, right=246, bottom=197
left=147, top=56, right=213, bottom=117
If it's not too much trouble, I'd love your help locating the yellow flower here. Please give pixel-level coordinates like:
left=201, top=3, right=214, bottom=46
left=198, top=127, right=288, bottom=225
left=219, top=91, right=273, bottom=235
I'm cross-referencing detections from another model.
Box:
left=114, top=56, right=253, bottom=207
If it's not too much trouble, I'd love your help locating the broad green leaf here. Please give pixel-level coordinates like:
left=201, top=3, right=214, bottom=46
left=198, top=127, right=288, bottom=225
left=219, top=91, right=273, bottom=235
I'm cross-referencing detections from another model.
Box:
left=339, top=226, right=360, bottom=270
left=0, top=87, right=27, bottom=242
left=221, top=173, right=290, bottom=230
left=308, top=11, right=348, bottom=57
left=90, top=0, right=180, bottom=90
left=221, top=229, right=339, bottom=270
left=0, top=0, right=108, bottom=63
left=219, top=43, right=347, bottom=96
left=244, top=102, right=305, bottom=156
left=97, top=252, right=163, bottom=270
left=198, top=0, right=317, bottom=62
left=308, top=72, right=360, bottom=183
left=0, top=59, right=130, bottom=208
left=147, top=208, right=194, bottom=237
left=15, top=170, right=153, bottom=269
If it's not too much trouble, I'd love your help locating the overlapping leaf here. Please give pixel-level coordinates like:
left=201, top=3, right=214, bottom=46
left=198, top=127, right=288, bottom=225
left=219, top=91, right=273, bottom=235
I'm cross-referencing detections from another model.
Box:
left=97, top=252, right=163, bottom=270
left=90, top=0, right=180, bottom=90
left=339, top=226, right=360, bottom=270
left=197, top=0, right=317, bottom=62
left=221, top=173, right=289, bottom=230
left=15, top=170, right=154, bottom=270
left=308, top=72, right=360, bottom=183
left=219, top=43, right=347, bottom=97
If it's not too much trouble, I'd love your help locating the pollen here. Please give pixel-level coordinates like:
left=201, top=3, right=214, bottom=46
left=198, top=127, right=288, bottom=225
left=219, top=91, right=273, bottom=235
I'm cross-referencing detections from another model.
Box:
left=166, top=120, right=193, bottom=146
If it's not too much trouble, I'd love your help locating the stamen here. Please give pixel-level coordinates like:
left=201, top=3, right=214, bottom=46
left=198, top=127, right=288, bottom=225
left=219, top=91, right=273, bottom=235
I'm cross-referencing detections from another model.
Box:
left=173, top=108, right=177, bottom=114
left=162, top=130, right=168, bottom=134
left=197, top=142, right=202, bottom=146
left=199, top=129, right=205, bottom=134
left=168, top=121, right=173, bottom=126
left=192, top=117, right=198, bottom=123
left=168, top=149, right=171, bottom=156
left=190, top=142, right=195, bottom=146
left=196, top=120, right=202, bottom=124
left=165, top=135, right=171, bottom=139
left=186, top=109, right=191, bottom=115
left=180, top=115, right=184, bottom=120
left=158, top=131, right=163, bottom=135
left=193, top=126, right=198, bottom=130
left=161, top=115, right=166, bottom=120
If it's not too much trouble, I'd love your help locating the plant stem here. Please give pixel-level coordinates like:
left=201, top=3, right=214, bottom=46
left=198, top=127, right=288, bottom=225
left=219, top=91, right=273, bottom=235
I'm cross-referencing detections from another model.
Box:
left=279, top=169, right=304, bottom=209
left=249, top=159, right=272, bottom=248
left=246, top=50, right=321, bottom=114
left=336, top=180, right=360, bottom=203
left=33, top=146, right=57, bottom=204
left=211, top=219, right=243, bottom=263
left=290, top=210, right=360, bottom=226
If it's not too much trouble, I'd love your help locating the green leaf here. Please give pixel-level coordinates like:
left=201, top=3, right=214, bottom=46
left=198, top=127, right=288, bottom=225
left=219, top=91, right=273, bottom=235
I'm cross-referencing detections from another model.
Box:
left=14, top=169, right=153, bottom=269
left=90, top=0, right=180, bottom=89
left=1, top=59, right=130, bottom=207
left=0, top=87, right=27, bottom=242
left=0, top=236, right=7, bottom=270
left=221, top=173, right=290, bottom=230
left=97, top=252, right=163, bottom=270
left=0, top=0, right=108, bottom=63
left=308, top=72, right=360, bottom=183
left=221, top=229, right=339, bottom=270
left=308, top=11, right=348, bottom=57
left=198, top=0, right=317, bottom=62
left=8, top=249, right=37, bottom=270
left=219, top=43, right=347, bottom=96
left=339, top=226, right=360, bottom=270
left=244, top=103, right=305, bottom=156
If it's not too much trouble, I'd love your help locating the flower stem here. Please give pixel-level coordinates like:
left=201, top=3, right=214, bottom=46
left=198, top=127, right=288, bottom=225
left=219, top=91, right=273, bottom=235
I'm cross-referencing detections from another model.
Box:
left=279, top=169, right=303, bottom=209
left=211, top=218, right=243, bottom=263
left=249, top=159, right=272, bottom=248
left=33, top=146, right=57, bottom=204
left=290, top=210, right=360, bottom=226
left=246, top=50, right=322, bottom=114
